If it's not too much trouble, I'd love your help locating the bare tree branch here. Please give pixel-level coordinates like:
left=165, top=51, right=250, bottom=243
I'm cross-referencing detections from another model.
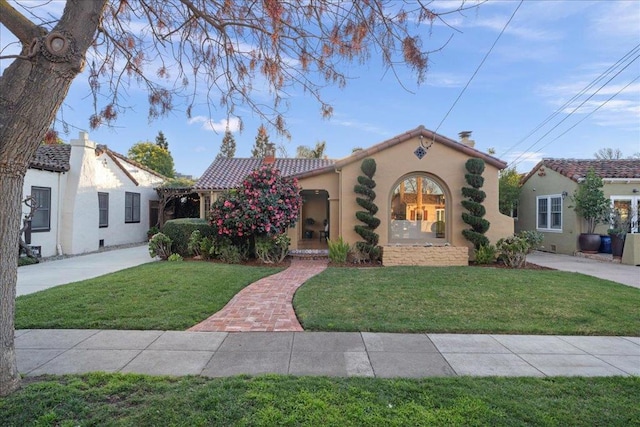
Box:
left=0, top=0, right=45, bottom=45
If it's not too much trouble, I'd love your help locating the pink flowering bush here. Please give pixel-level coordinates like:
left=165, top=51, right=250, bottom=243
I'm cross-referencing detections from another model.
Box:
left=209, top=166, right=302, bottom=241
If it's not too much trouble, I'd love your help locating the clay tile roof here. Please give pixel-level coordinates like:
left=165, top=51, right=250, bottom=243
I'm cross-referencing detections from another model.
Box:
left=195, top=157, right=335, bottom=190
left=522, top=158, right=640, bottom=183
left=29, top=144, right=71, bottom=172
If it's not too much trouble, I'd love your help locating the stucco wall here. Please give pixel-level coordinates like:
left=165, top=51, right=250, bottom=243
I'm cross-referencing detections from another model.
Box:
left=95, top=152, right=164, bottom=249
left=517, top=168, right=579, bottom=254
left=22, top=169, right=66, bottom=257
left=336, top=135, right=513, bottom=250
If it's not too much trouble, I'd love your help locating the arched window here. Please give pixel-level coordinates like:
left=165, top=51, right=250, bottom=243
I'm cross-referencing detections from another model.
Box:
left=390, top=175, right=446, bottom=242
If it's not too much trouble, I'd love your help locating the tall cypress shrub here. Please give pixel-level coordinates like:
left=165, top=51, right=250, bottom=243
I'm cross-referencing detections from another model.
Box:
left=461, top=158, right=490, bottom=249
left=354, top=158, right=380, bottom=260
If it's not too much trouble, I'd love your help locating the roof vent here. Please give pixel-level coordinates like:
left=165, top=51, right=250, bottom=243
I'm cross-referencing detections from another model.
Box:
left=458, top=131, right=475, bottom=148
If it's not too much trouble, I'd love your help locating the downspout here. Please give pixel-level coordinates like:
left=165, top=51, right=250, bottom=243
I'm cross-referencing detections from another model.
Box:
left=56, top=172, right=64, bottom=255
left=336, top=167, right=342, bottom=240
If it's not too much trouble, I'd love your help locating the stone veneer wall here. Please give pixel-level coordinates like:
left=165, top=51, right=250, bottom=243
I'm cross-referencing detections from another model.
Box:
left=383, top=245, right=468, bottom=267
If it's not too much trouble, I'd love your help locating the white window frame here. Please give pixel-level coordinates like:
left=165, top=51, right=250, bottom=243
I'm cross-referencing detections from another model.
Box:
left=536, top=195, right=563, bottom=232
left=610, top=196, right=639, bottom=233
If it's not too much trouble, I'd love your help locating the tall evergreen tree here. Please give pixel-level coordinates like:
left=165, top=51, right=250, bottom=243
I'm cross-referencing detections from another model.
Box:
left=251, top=125, right=270, bottom=158
left=155, top=131, right=169, bottom=150
left=217, top=127, right=236, bottom=159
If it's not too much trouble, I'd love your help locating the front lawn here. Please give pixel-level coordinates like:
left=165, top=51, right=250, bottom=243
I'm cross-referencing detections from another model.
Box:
left=1, top=374, right=638, bottom=426
left=16, top=263, right=282, bottom=330
left=294, top=267, right=640, bottom=335
left=16, top=263, right=640, bottom=335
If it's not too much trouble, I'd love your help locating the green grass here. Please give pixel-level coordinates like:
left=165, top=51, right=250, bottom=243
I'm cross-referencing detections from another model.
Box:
left=17, top=263, right=640, bottom=335
left=1, top=374, right=638, bottom=426
left=294, top=267, right=640, bottom=335
left=16, top=263, right=282, bottom=330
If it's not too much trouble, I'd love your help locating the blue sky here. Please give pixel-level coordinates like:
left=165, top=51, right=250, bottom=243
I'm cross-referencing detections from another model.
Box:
left=2, top=1, right=639, bottom=178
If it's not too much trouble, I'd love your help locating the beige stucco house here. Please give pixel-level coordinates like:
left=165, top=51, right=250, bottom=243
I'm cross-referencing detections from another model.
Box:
left=517, top=158, right=640, bottom=265
left=195, top=126, right=514, bottom=265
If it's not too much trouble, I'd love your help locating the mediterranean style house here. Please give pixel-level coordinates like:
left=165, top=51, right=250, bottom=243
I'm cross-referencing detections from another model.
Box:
left=23, top=132, right=166, bottom=258
left=517, top=158, right=640, bottom=265
left=195, top=126, right=514, bottom=264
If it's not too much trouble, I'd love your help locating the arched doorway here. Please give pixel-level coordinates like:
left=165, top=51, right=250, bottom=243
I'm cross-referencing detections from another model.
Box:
left=300, top=189, right=329, bottom=247
left=389, top=174, right=448, bottom=243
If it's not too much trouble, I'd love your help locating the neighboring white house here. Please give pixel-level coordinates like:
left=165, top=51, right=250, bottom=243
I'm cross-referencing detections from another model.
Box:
left=23, top=132, right=166, bottom=257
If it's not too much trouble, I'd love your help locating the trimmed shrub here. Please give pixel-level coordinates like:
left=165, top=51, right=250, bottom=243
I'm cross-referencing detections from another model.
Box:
left=255, top=233, right=290, bottom=264
left=167, top=253, right=184, bottom=262
left=18, top=256, right=39, bottom=267
left=149, top=232, right=172, bottom=260
left=475, top=244, right=497, bottom=265
left=519, top=230, right=544, bottom=253
left=461, top=158, right=490, bottom=249
left=354, top=158, right=381, bottom=262
left=328, top=236, right=350, bottom=264
left=162, top=218, right=214, bottom=257
left=218, top=245, right=241, bottom=264
left=187, top=230, right=202, bottom=257
left=209, top=166, right=302, bottom=239
left=496, top=234, right=530, bottom=268
left=200, top=237, right=215, bottom=260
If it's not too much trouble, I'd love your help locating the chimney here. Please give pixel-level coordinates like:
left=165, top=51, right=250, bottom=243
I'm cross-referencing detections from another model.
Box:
left=458, top=131, right=475, bottom=148
left=263, top=142, right=275, bottom=165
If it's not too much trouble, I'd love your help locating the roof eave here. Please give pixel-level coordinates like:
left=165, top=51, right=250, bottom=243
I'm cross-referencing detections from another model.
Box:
left=333, top=126, right=507, bottom=170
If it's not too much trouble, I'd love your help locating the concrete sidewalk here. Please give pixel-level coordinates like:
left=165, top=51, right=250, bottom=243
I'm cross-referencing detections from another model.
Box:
left=527, top=251, right=640, bottom=289
left=17, top=245, right=156, bottom=296
left=16, top=330, right=639, bottom=378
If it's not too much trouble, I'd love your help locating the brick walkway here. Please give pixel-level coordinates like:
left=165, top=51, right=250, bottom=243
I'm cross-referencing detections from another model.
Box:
left=188, top=258, right=328, bottom=332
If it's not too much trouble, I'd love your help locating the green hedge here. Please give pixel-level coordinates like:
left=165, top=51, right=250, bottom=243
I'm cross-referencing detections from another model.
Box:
left=162, top=218, right=215, bottom=256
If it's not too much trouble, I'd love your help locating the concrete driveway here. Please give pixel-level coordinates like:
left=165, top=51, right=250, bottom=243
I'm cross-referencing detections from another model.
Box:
left=527, top=251, right=639, bottom=289
left=17, top=245, right=156, bottom=296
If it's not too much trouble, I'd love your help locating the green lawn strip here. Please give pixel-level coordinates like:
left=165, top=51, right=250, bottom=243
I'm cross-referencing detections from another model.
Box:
left=294, top=267, right=640, bottom=335
left=16, top=263, right=282, bottom=330
left=1, top=374, right=638, bottom=426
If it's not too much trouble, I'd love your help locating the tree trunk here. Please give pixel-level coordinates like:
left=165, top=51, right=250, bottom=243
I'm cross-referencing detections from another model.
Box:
left=0, top=173, right=22, bottom=396
left=0, top=0, right=108, bottom=396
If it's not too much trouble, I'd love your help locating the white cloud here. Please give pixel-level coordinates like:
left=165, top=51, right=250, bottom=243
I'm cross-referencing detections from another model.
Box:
left=506, top=151, right=545, bottom=173
left=332, top=119, right=390, bottom=136
left=426, top=72, right=466, bottom=88
left=538, top=75, right=640, bottom=129
left=591, top=1, right=640, bottom=38
left=188, top=116, right=241, bottom=133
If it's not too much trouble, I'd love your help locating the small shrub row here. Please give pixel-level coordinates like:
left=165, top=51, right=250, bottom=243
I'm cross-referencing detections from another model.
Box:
left=18, top=256, right=39, bottom=267
left=162, top=218, right=215, bottom=256
left=474, top=230, right=544, bottom=268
